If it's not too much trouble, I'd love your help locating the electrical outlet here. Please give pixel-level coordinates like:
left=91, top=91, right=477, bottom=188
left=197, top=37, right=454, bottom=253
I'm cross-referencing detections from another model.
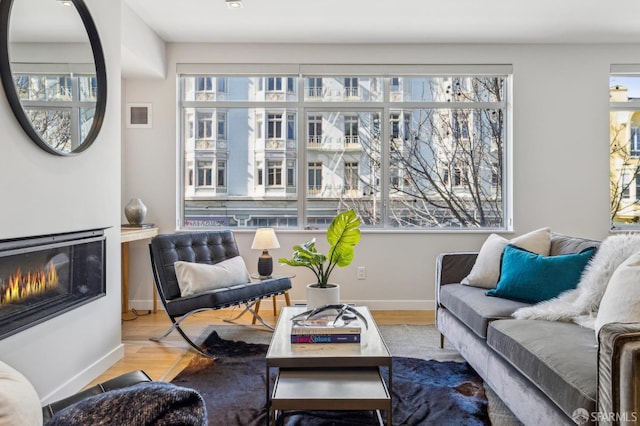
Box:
left=357, top=266, right=366, bottom=280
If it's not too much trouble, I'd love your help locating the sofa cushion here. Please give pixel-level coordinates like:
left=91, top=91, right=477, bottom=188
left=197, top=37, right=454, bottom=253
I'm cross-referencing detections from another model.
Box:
left=461, top=227, right=551, bottom=289
left=487, top=319, right=597, bottom=417
left=439, top=284, right=530, bottom=339
left=549, top=233, right=600, bottom=256
left=486, top=245, right=596, bottom=304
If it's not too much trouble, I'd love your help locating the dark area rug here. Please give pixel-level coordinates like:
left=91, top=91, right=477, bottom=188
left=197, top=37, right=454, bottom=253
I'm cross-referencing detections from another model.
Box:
left=171, top=331, right=489, bottom=426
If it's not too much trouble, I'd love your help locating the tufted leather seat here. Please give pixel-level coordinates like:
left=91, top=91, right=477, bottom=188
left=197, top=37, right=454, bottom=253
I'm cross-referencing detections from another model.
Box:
left=149, top=231, right=291, bottom=356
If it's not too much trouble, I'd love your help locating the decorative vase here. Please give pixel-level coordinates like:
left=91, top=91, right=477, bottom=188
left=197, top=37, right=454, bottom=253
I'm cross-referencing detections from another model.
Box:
left=124, top=198, right=147, bottom=225
left=306, top=283, right=340, bottom=310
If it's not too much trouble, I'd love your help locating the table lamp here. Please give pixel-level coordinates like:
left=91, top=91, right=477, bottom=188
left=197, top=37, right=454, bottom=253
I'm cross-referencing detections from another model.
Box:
left=251, top=228, right=280, bottom=278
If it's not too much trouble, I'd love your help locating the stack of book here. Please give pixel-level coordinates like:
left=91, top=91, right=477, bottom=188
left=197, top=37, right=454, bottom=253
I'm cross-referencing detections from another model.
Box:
left=290, top=315, right=362, bottom=344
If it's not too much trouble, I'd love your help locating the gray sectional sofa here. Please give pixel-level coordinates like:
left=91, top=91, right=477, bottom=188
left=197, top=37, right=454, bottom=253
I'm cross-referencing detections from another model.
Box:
left=436, top=233, right=640, bottom=426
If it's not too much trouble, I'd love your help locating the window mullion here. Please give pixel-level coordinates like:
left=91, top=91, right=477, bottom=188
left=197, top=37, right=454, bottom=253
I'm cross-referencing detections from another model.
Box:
left=298, top=76, right=307, bottom=228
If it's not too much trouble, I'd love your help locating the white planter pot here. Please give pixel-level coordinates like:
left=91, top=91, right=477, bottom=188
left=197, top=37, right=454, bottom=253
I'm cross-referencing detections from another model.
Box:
left=306, top=283, right=340, bottom=310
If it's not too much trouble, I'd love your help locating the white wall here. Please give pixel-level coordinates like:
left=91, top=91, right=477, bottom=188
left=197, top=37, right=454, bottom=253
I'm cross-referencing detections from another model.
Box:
left=123, top=42, right=630, bottom=312
left=0, top=0, right=123, bottom=403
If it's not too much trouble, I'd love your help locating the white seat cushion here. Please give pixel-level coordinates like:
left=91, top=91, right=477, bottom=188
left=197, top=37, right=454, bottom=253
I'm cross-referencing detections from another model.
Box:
left=174, top=256, right=251, bottom=297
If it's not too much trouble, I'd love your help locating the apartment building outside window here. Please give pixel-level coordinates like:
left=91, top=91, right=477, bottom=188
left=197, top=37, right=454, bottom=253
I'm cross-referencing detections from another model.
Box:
left=179, top=65, right=510, bottom=229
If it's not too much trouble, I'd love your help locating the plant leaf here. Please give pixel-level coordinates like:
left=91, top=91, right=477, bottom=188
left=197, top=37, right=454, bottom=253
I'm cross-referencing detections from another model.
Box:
left=327, top=210, right=361, bottom=267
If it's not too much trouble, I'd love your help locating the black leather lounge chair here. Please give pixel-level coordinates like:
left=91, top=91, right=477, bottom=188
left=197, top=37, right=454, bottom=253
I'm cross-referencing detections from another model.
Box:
left=148, top=230, right=291, bottom=357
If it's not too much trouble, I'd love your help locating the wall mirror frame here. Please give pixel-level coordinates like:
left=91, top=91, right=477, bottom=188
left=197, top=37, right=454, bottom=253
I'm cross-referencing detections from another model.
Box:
left=0, top=0, right=107, bottom=156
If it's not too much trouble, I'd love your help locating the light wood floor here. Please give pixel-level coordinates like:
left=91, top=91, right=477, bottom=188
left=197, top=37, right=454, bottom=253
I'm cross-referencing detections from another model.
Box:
left=89, top=306, right=434, bottom=388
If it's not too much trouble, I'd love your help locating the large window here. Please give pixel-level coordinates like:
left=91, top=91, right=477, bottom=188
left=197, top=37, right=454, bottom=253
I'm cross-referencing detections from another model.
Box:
left=180, top=66, right=510, bottom=229
left=610, top=69, right=640, bottom=228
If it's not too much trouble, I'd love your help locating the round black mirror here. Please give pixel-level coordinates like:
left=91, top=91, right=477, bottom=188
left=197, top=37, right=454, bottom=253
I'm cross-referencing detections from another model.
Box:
left=0, top=0, right=106, bottom=156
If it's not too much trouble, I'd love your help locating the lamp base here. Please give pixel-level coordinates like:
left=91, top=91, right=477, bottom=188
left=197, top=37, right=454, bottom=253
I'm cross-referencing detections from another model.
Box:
left=257, top=251, right=273, bottom=278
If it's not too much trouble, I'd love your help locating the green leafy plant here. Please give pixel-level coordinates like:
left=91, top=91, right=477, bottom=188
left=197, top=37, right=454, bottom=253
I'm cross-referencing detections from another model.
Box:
left=279, top=209, right=362, bottom=288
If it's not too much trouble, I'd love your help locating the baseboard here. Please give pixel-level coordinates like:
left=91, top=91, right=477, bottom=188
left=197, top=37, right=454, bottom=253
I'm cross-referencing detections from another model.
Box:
left=40, top=343, right=125, bottom=405
left=128, top=298, right=436, bottom=311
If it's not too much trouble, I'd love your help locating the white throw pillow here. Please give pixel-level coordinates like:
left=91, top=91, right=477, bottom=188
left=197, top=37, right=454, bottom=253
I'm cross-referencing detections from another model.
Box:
left=461, top=227, right=552, bottom=289
left=594, top=250, right=640, bottom=338
left=0, top=361, right=42, bottom=426
left=174, top=256, right=251, bottom=297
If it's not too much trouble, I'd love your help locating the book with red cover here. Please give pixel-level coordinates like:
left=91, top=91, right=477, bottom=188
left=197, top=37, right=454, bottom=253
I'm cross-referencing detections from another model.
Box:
left=290, top=334, right=361, bottom=344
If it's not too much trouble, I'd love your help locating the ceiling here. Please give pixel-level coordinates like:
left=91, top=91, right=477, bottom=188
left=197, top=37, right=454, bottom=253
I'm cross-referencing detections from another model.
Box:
left=124, top=0, right=640, bottom=44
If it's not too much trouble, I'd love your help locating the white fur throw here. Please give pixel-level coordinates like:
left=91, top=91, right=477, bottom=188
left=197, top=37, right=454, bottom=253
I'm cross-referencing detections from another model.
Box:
left=512, top=233, right=640, bottom=329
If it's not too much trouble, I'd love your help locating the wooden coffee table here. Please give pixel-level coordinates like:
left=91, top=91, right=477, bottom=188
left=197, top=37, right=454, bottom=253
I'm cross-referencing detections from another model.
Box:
left=266, top=306, right=392, bottom=425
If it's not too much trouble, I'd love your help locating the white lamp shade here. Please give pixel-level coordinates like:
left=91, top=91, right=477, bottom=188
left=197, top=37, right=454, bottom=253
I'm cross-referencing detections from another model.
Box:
left=251, top=228, right=280, bottom=250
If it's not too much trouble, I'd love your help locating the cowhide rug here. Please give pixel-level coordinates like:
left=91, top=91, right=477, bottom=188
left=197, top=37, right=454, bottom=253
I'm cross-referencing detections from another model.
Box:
left=170, top=331, right=489, bottom=425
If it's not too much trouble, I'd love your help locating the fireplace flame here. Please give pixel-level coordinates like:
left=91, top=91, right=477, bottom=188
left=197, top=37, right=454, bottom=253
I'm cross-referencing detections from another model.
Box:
left=1, top=262, right=59, bottom=304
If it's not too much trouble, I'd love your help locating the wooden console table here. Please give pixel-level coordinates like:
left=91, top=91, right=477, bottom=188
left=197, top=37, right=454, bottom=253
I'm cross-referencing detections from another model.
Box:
left=121, top=226, right=159, bottom=314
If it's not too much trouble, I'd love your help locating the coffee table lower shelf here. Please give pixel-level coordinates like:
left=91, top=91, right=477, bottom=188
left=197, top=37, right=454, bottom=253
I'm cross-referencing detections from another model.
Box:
left=270, top=367, right=391, bottom=425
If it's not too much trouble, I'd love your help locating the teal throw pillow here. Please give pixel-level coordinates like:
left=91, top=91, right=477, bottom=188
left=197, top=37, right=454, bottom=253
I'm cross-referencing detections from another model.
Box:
left=486, top=244, right=597, bottom=304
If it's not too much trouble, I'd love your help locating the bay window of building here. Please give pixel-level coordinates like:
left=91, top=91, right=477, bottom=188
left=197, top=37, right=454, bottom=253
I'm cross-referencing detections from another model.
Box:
left=179, top=66, right=510, bottom=229
left=197, top=160, right=213, bottom=187
left=196, top=77, right=213, bottom=92
left=217, top=160, right=226, bottom=188
left=390, top=113, right=400, bottom=139
left=267, top=113, right=283, bottom=139
left=308, top=114, right=322, bottom=144
left=307, top=78, right=322, bottom=98
left=344, top=162, right=359, bottom=195
left=308, top=162, right=322, bottom=194
left=217, top=112, right=227, bottom=140
left=267, top=161, right=283, bottom=186
left=344, top=115, right=359, bottom=144
left=197, top=112, right=213, bottom=139
left=287, top=160, right=296, bottom=187
left=610, top=68, right=640, bottom=228
left=267, top=77, right=282, bottom=92
left=344, top=77, right=358, bottom=97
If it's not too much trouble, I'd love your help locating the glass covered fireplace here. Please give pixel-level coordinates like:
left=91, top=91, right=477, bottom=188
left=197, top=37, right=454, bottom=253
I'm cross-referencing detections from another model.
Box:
left=0, top=229, right=106, bottom=340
